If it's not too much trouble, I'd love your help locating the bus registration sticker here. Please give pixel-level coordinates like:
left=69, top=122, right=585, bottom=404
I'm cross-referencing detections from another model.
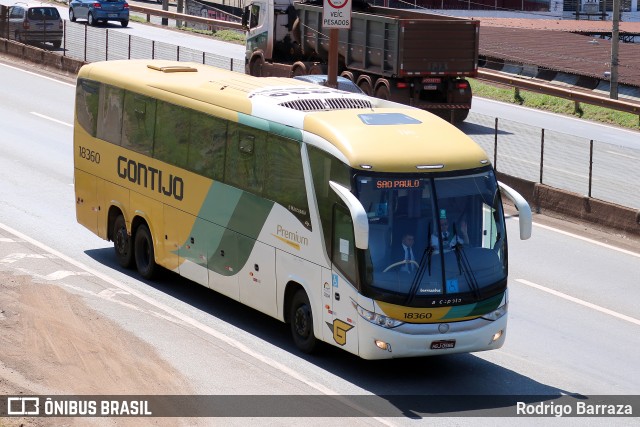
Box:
left=430, top=340, right=455, bottom=350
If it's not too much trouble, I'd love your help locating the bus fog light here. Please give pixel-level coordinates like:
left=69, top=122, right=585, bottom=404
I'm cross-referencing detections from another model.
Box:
left=491, top=330, right=503, bottom=342
left=375, top=340, right=392, bottom=352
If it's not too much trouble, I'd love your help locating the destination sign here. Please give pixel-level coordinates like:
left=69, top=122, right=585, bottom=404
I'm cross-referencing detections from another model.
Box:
left=375, top=179, right=421, bottom=189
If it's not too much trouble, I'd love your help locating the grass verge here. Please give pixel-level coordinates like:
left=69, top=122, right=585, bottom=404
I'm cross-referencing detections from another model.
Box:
left=469, top=78, right=640, bottom=130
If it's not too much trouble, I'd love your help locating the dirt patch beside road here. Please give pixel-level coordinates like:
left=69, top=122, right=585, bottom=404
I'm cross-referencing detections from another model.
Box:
left=0, top=272, right=195, bottom=426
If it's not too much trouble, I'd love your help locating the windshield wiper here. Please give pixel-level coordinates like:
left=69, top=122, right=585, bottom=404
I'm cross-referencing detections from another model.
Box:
left=452, top=223, right=481, bottom=300
left=426, top=222, right=433, bottom=276
left=405, top=223, right=434, bottom=305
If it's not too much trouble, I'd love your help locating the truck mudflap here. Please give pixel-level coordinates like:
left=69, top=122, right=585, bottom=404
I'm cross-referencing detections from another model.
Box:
left=414, top=103, right=472, bottom=110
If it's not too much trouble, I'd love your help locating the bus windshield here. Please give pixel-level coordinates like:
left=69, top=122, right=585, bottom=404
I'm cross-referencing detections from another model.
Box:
left=355, top=168, right=507, bottom=307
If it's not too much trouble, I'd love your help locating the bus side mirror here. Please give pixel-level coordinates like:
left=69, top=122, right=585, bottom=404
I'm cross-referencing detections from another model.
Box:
left=498, top=181, right=532, bottom=240
left=329, top=181, right=369, bottom=249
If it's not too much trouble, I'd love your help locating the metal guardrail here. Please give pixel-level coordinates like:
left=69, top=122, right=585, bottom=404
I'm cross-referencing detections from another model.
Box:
left=477, top=69, right=640, bottom=119
left=129, top=4, right=242, bottom=31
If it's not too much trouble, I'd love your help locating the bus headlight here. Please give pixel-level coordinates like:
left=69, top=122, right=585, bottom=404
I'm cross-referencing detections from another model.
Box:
left=353, top=302, right=404, bottom=328
left=482, top=302, right=508, bottom=321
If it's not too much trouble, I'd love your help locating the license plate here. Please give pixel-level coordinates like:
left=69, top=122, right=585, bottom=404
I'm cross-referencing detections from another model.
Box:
left=423, top=85, right=437, bottom=90
left=109, top=13, right=117, bottom=17
left=430, top=340, right=455, bottom=350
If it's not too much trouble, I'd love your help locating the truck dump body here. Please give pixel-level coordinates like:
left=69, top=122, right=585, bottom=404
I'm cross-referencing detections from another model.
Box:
left=295, top=4, right=479, bottom=78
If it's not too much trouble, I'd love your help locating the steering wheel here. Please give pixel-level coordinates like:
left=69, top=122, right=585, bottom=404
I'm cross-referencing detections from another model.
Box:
left=383, top=259, right=420, bottom=273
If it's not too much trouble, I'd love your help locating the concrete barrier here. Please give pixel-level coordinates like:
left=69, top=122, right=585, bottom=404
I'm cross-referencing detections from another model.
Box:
left=0, top=38, right=86, bottom=76
left=498, top=173, right=640, bottom=237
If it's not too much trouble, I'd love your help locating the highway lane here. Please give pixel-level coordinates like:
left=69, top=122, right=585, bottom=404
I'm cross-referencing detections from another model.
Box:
left=1, top=60, right=639, bottom=424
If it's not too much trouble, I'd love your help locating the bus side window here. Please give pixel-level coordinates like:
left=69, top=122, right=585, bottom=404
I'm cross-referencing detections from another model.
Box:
left=122, top=91, right=156, bottom=156
left=224, top=124, right=265, bottom=194
left=154, top=101, right=190, bottom=168
left=332, top=205, right=357, bottom=286
left=264, top=136, right=310, bottom=230
left=96, top=84, right=124, bottom=146
left=308, top=145, right=351, bottom=261
left=75, top=79, right=100, bottom=137
left=188, top=112, right=226, bottom=181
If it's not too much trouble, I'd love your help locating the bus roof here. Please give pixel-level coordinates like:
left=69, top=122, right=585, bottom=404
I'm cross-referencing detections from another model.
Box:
left=79, top=60, right=489, bottom=173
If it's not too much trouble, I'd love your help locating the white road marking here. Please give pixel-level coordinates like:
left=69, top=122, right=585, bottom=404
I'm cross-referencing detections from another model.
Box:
left=0, top=62, right=75, bottom=86
left=42, top=270, right=92, bottom=280
left=0, top=253, right=51, bottom=264
left=0, top=222, right=392, bottom=422
left=531, top=221, right=640, bottom=259
left=516, top=279, right=640, bottom=327
left=30, top=112, right=72, bottom=127
left=605, top=150, right=638, bottom=160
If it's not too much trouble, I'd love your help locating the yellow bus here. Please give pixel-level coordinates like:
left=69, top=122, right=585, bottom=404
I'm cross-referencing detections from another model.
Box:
left=74, top=59, right=531, bottom=359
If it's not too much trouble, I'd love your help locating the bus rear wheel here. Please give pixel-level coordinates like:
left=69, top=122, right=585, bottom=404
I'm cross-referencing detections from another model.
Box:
left=113, top=214, right=134, bottom=269
left=290, top=289, right=317, bottom=353
left=134, top=224, right=157, bottom=280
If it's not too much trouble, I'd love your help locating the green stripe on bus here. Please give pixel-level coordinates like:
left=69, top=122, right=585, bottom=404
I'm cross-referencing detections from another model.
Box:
left=179, top=185, right=274, bottom=277
left=442, top=292, right=504, bottom=319
left=239, top=113, right=303, bottom=141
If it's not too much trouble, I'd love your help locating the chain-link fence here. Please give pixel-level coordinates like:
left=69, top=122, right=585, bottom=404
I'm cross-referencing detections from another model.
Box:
left=60, top=20, right=241, bottom=71
left=466, top=112, right=640, bottom=210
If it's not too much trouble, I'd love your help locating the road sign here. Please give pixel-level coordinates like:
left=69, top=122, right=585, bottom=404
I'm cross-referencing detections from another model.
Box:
left=322, top=0, right=352, bottom=29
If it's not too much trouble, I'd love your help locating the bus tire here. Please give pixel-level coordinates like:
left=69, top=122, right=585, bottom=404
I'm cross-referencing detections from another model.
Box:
left=113, top=214, right=134, bottom=269
left=290, top=289, right=317, bottom=353
left=134, top=224, right=157, bottom=280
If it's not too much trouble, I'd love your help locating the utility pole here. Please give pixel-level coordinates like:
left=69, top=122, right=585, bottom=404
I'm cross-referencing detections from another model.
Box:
left=610, top=0, right=620, bottom=99
left=327, top=29, right=339, bottom=89
left=162, top=0, right=169, bottom=26
left=322, top=0, right=352, bottom=89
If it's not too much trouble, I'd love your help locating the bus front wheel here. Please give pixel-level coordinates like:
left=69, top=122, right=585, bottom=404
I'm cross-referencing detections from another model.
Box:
left=134, top=224, right=157, bottom=280
left=113, top=214, right=134, bottom=269
left=290, top=289, right=317, bottom=353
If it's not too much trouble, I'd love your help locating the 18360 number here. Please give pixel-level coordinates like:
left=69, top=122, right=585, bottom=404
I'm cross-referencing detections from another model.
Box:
left=78, top=146, right=100, bottom=163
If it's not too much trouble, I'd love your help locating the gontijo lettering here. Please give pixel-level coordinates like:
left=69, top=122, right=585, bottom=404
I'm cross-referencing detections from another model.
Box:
left=117, top=156, right=184, bottom=201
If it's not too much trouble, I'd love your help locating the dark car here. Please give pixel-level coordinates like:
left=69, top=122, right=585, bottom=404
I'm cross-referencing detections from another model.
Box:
left=69, top=0, right=129, bottom=27
left=293, top=75, right=364, bottom=94
left=7, top=4, right=63, bottom=48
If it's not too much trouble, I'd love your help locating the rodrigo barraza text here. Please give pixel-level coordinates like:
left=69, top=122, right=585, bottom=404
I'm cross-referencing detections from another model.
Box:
left=516, top=401, right=632, bottom=417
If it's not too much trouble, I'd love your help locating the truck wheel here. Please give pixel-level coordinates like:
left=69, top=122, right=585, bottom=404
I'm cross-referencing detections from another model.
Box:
left=112, top=214, right=134, bottom=269
left=289, top=289, right=317, bottom=353
left=291, top=62, right=307, bottom=76
left=249, top=56, right=264, bottom=77
left=375, top=84, right=390, bottom=100
left=134, top=224, right=157, bottom=280
left=358, top=80, right=373, bottom=96
left=453, top=109, right=470, bottom=123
